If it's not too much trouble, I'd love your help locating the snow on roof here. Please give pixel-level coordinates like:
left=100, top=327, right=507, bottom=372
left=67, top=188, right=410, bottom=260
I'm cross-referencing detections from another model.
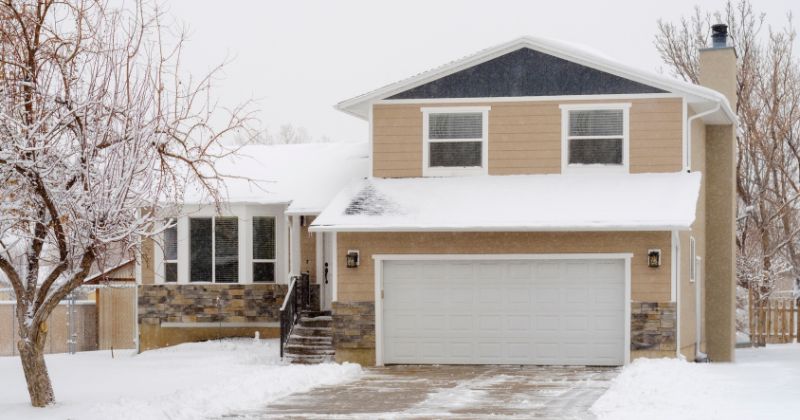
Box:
left=311, top=172, right=702, bottom=232
left=336, top=36, right=735, bottom=124
left=184, top=142, right=368, bottom=213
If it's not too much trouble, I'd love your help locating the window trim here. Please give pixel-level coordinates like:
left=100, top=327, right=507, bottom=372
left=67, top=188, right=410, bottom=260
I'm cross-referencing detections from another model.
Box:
left=252, top=216, right=277, bottom=283
left=421, top=106, right=490, bottom=177
left=560, top=103, right=630, bottom=174
left=163, top=220, right=178, bottom=283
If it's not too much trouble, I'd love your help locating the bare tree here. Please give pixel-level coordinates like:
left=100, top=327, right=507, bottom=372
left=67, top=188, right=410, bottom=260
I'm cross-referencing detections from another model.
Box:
left=0, top=0, right=252, bottom=406
left=276, top=123, right=311, bottom=144
left=655, top=0, right=800, bottom=304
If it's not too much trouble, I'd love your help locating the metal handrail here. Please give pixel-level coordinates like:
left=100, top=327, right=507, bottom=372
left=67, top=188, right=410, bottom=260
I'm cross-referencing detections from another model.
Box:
left=279, top=273, right=312, bottom=358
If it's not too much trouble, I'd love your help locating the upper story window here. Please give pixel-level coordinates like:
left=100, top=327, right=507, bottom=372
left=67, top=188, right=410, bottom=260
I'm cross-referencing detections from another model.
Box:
left=560, top=103, right=630, bottom=173
left=190, top=217, right=239, bottom=283
left=422, top=106, right=490, bottom=176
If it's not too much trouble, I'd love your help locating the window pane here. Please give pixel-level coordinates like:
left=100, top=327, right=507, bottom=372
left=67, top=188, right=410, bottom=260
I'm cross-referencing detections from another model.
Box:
left=253, top=262, right=275, bottom=283
left=569, top=138, right=623, bottom=165
left=429, top=141, right=482, bottom=167
left=164, top=223, right=177, bottom=261
left=569, top=109, right=623, bottom=137
left=215, top=217, right=239, bottom=283
left=429, top=113, right=482, bottom=139
left=190, top=218, right=212, bottom=282
left=253, top=217, right=276, bottom=260
left=165, top=262, right=177, bottom=283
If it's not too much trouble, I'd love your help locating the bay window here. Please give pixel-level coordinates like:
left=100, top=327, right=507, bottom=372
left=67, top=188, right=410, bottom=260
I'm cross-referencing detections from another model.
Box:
left=189, top=217, right=239, bottom=283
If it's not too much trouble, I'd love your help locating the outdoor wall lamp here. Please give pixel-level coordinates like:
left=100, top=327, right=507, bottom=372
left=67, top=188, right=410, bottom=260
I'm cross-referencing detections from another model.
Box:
left=648, top=249, right=662, bottom=268
left=346, top=250, right=360, bottom=268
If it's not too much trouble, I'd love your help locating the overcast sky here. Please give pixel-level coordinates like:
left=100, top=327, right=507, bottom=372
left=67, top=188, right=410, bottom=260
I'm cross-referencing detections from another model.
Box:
left=164, top=0, right=797, bottom=143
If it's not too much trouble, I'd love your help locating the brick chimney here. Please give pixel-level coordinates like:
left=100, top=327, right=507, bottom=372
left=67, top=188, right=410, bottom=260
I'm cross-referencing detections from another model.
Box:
left=698, top=24, right=737, bottom=109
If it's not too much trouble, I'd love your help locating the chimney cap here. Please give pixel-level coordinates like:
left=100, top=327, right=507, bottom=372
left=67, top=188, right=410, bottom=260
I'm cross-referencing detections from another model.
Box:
left=711, top=23, right=729, bottom=48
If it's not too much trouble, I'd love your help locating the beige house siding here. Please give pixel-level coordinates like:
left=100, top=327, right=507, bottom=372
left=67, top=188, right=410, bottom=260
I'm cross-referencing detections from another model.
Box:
left=372, top=97, right=683, bottom=177
left=335, top=231, right=672, bottom=303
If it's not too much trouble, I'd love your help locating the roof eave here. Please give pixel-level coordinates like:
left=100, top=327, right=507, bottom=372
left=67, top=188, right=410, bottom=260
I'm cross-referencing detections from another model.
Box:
left=308, top=224, right=692, bottom=233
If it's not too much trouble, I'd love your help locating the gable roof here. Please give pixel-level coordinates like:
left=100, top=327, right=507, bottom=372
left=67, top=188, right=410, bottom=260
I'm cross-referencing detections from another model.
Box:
left=387, top=47, right=667, bottom=100
left=336, top=36, right=735, bottom=124
left=311, top=172, right=702, bottom=232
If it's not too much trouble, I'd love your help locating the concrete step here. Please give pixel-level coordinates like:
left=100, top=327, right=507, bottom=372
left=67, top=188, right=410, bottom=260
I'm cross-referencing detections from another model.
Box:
left=286, top=354, right=334, bottom=364
left=284, top=344, right=336, bottom=356
left=299, top=316, right=332, bottom=328
left=291, top=325, right=333, bottom=337
left=287, top=335, right=333, bottom=346
left=301, top=310, right=332, bottom=318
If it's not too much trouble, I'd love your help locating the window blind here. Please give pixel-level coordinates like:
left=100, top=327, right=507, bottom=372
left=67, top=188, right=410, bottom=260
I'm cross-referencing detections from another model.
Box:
left=568, top=109, right=623, bottom=137
left=190, top=218, right=212, bottom=282
left=429, top=113, right=483, bottom=139
left=214, top=218, right=239, bottom=283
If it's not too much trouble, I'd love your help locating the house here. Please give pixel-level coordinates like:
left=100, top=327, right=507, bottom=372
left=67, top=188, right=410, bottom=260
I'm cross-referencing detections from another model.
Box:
left=136, top=142, right=368, bottom=351
left=309, top=30, right=737, bottom=366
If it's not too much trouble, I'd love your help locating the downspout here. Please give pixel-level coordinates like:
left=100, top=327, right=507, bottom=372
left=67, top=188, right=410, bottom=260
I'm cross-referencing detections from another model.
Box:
left=685, top=104, right=721, bottom=172
left=687, top=104, right=718, bottom=362
left=696, top=262, right=708, bottom=363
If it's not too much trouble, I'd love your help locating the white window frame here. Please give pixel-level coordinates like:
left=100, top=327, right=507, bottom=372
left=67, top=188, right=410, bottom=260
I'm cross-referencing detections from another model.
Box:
left=689, top=236, right=697, bottom=283
left=252, top=216, right=277, bottom=283
left=163, top=220, right=178, bottom=283
left=560, top=103, right=631, bottom=174
left=421, top=106, right=490, bottom=177
left=189, top=216, right=240, bottom=284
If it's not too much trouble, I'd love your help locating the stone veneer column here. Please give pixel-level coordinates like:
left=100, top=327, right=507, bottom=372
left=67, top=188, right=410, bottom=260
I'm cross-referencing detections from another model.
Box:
left=331, top=301, right=375, bottom=365
left=630, top=302, right=677, bottom=359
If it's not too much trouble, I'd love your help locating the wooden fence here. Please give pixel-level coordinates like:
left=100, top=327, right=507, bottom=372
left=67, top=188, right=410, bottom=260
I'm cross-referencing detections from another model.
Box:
left=748, top=290, right=799, bottom=346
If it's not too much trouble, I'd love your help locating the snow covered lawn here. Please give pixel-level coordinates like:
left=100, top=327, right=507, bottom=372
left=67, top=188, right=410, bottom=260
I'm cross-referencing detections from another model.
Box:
left=592, top=344, right=800, bottom=420
left=0, top=338, right=361, bottom=420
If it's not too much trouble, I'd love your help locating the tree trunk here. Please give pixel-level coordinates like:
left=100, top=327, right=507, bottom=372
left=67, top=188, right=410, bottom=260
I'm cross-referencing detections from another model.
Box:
left=17, top=322, right=55, bottom=407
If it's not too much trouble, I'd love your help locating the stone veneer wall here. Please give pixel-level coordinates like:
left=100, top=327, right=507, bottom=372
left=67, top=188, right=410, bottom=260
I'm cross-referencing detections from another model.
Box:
left=332, top=300, right=678, bottom=365
left=631, top=301, right=677, bottom=358
left=138, top=283, right=319, bottom=351
left=331, top=301, right=375, bottom=365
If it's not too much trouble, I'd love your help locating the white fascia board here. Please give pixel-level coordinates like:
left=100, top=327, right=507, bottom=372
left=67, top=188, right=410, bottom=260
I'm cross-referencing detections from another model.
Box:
left=308, top=224, right=691, bottom=233
left=336, top=36, right=735, bottom=123
left=284, top=209, right=321, bottom=216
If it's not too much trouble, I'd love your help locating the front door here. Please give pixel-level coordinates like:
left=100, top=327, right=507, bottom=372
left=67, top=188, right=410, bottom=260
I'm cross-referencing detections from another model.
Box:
left=320, top=232, right=334, bottom=311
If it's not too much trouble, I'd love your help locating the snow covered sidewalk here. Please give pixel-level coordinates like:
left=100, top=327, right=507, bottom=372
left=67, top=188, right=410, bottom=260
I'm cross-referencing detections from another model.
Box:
left=0, top=339, right=361, bottom=420
left=592, top=343, right=800, bottom=420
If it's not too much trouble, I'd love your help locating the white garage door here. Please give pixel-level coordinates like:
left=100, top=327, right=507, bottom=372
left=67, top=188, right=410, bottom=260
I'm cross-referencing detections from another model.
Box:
left=382, top=258, right=626, bottom=365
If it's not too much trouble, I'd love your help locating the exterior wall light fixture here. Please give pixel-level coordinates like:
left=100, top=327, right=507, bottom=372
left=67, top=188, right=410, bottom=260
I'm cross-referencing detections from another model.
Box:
left=648, top=249, right=662, bottom=268
left=346, top=250, right=360, bottom=268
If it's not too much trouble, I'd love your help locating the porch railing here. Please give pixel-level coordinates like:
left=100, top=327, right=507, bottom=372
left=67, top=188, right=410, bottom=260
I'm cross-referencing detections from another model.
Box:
left=279, top=272, right=311, bottom=358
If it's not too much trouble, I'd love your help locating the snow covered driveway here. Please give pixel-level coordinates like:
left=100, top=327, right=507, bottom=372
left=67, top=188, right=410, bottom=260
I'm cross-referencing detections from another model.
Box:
left=225, top=365, right=617, bottom=419
left=592, top=344, right=800, bottom=420
left=0, top=339, right=361, bottom=420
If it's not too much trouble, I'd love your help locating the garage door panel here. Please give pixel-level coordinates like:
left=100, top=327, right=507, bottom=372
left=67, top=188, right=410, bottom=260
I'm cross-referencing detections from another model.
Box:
left=383, top=258, right=625, bottom=365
